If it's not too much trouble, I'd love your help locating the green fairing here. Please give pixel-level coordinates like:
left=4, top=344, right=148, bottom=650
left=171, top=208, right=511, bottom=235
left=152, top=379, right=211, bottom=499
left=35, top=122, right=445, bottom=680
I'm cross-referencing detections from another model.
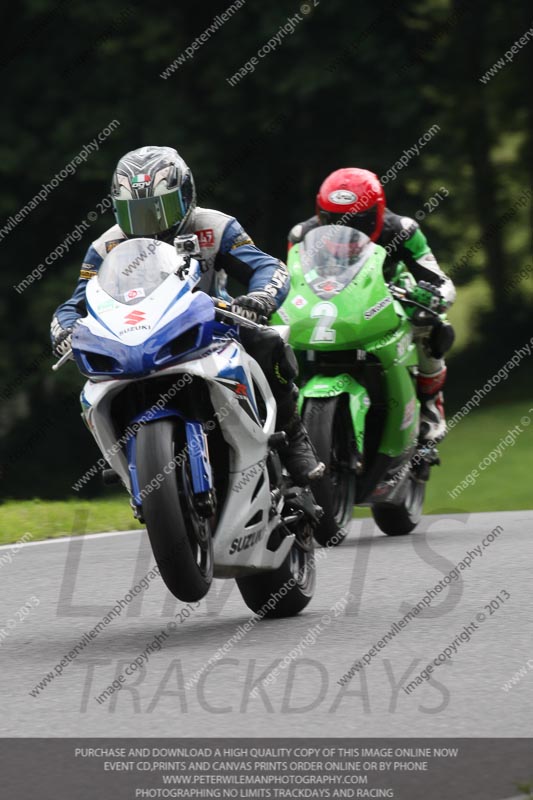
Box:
left=272, top=229, right=420, bottom=458
left=297, top=373, right=369, bottom=454
left=276, top=240, right=400, bottom=351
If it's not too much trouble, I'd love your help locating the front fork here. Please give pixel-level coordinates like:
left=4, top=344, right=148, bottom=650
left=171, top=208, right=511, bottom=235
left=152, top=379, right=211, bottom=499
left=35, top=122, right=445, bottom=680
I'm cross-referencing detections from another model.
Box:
left=127, top=409, right=214, bottom=513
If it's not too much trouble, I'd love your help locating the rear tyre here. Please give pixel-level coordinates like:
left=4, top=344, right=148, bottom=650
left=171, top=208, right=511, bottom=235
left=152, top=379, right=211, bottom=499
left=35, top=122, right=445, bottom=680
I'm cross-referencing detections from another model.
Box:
left=302, top=396, right=355, bottom=547
left=371, top=474, right=425, bottom=536
left=236, top=522, right=315, bottom=618
left=136, top=419, right=213, bottom=601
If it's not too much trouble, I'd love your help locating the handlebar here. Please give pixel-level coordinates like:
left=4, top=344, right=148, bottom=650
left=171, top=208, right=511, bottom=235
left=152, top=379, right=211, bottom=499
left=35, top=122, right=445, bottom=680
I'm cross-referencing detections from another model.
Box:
left=388, top=284, right=443, bottom=323
left=211, top=298, right=267, bottom=329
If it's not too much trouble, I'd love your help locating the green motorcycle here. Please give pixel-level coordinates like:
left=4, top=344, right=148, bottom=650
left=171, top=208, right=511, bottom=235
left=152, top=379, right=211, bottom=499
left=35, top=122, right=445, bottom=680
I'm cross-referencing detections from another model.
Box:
left=272, top=225, right=444, bottom=546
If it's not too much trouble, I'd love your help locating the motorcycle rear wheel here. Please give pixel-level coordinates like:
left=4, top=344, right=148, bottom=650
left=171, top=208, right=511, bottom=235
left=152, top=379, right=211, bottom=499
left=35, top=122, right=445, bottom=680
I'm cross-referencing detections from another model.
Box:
left=371, top=474, right=425, bottom=535
left=136, top=419, right=214, bottom=601
left=236, top=521, right=315, bottom=618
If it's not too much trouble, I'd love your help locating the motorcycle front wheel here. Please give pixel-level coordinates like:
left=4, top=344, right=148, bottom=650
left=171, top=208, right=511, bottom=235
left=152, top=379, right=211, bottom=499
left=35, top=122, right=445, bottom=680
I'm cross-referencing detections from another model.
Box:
left=136, top=419, right=214, bottom=601
left=302, top=396, right=355, bottom=547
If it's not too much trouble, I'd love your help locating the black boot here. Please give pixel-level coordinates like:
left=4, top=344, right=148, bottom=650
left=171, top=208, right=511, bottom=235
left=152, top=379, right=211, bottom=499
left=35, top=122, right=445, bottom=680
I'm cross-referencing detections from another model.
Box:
left=276, top=390, right=325, bottom=485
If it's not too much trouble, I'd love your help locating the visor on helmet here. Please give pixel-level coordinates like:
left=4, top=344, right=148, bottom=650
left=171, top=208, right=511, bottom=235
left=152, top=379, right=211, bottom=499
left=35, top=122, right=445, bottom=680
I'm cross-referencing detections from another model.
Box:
left=114, top=188, right=186, bottom=236
left=318, top=205, right=379, bottom=237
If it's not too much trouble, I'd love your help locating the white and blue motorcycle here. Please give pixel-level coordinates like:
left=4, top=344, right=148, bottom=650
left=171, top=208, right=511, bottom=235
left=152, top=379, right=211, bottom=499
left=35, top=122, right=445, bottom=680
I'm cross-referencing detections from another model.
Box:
left=53, top=236, right=319, bottom=616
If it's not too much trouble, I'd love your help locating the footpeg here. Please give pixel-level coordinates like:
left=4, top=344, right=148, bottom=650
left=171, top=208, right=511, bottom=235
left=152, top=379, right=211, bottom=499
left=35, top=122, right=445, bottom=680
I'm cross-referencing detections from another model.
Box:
left=422, top=445, right=440, bottom=466
left=284, top=486, right=323, bottom=525
left=412, top=445, right=440, bottom=481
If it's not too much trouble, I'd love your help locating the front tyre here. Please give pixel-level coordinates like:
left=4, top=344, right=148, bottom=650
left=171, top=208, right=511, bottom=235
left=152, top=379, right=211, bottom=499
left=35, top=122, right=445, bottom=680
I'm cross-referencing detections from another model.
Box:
left=136, top=419, right=213, bottom=601
left=302, top=396, right=355, bottom=547
left=236, top=522, right=315, bottom=618
left=371, top=474, right=425, bottom=536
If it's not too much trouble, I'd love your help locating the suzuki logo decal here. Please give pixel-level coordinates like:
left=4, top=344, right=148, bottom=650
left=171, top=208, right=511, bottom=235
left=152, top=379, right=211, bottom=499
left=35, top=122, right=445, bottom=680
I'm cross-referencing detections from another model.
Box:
left=124, top=310, right=146, bottom=325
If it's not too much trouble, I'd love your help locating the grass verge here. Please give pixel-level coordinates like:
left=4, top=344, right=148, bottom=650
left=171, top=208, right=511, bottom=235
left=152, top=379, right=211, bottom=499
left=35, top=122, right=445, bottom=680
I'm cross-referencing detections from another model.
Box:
left=1, top=401, right=531, bottom=546
left=0, top=497, right=142, bottom=546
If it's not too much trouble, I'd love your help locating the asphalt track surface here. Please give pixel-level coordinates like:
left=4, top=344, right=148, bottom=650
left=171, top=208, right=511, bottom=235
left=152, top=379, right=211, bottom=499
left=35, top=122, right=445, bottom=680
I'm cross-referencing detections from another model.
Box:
left=1, top=511, right=532, bottom=737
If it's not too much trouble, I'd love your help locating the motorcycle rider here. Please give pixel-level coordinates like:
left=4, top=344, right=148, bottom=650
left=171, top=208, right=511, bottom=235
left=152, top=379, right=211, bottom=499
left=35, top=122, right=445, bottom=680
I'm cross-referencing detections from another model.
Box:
left=288, top=167, right=456, bottom=442
left=51, top=146, right=324, bottom=485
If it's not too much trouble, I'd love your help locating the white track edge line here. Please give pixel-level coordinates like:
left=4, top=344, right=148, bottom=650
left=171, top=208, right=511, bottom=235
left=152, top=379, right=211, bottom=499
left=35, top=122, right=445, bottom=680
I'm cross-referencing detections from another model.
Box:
left=0, top=529, right=144, bottom=551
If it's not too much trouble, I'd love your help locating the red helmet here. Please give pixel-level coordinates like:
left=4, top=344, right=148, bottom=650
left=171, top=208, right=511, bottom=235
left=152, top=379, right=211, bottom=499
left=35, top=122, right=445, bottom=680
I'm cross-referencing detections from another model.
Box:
left=316, top=168, right=386, bottom=242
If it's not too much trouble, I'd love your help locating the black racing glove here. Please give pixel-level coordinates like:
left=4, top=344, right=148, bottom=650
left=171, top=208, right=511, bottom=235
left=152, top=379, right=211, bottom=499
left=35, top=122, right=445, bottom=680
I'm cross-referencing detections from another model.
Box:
left=231, top=291, right=278, bottom=323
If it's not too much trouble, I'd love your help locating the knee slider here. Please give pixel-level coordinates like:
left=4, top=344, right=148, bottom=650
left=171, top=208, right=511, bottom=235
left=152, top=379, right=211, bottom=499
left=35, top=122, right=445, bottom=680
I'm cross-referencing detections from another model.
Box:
left=428, top=321, right=455, bottom=358
left=243, top=326, right=298, bottom=383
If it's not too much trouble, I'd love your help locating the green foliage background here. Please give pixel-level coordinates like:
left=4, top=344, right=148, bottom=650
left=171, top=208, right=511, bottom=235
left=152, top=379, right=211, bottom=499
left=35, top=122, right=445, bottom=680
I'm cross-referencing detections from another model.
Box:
left=0, top=0, right=531, bottom=500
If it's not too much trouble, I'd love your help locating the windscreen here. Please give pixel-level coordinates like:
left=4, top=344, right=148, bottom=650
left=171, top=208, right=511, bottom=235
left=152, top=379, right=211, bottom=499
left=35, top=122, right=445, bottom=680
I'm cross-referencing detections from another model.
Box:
left=97, top=238, right=184, bottom=304
left=300, top=225, right=374, bottom=298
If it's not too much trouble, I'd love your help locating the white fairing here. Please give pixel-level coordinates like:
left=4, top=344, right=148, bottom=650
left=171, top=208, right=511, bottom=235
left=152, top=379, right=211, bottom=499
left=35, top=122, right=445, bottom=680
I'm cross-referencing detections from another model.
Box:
left=79, top=240, right=294, bottom=577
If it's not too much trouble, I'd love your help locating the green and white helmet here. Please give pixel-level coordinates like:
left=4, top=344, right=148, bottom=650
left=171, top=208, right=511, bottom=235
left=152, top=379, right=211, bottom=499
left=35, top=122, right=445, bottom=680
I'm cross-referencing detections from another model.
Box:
left=111, top=146, right=196, bottom=241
